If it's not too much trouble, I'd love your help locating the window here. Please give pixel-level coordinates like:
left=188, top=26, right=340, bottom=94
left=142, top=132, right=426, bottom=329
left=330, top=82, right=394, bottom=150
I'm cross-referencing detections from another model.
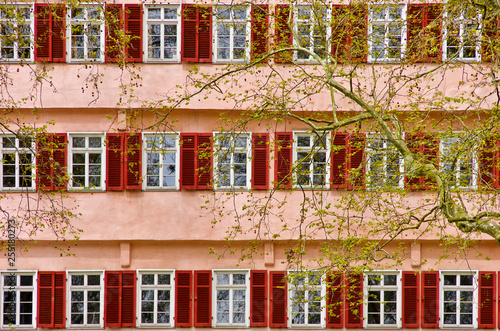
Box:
left=294, top=5, right=330, bottom=61
left=67, top=272, right=104, bottom=328
left=366, top=135, right=403, bottom=189
left=0, top=5, right=33, bottom=61
left=368, top=4, right=406, bottom=62
left=144, top=5, right=180, bottom=62
left=212, top=271, right=249, bottom=327
left=137, top=271, right=174, bottom=327
left=67, top=5, right=104, bottom=62
left=0, top=272, right=36, bottom=329
left=213, top=6, right=250, bottom=62
left=214, top=134, right=251, bottom=189
left=0, top=136, right=34, bottom=190
left=364, top=272, right=401, bottom=328
left=68, top=134, right=105, bottom=190
left=288, top=272, right=325, bottom=328
left=443, top=8, right=481, bottom=61
left=440, top=272, right=478, bottom=328
left=440, top=134, right=477, bottom=189
left=293, top=132, right=330, bottom=188
left=143, top=134, right=179, bottom=190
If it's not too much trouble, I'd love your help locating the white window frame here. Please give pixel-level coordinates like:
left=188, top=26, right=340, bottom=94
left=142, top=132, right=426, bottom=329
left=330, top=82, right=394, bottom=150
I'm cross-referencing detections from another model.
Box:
left=66, top=5, right=105, bottom=63
left=68, top=133, right=105, bottom=191
left=443, top=9, right=482, bottom=62
left=293, top=5, right=331, bottom=63
left=212, top=5, right=251, bottom=63
left=142, top=133, right=179, bottom=190
left=66, top=271, right=104, bottom=329
left=439, top=271, right=478, bottom=329
left=0, top=271, right=37, bottom=329
left=136, top=270, right=175, bottom=328
left=143, top=5, right=181, bottom=63
left=212, top=270, right=250, bottom=328
left=368, top=4, right=407, bottom=62
left=439, top=133, right=478, bottom=189
left=366, top=134, right=404, bottom=189
left=287, top=271, right=326, bottom=329
left=0, top=4, right=34, bottom=62
left=213, top=133, right=252, bottom=190
left=0, top=135, right=35, bottom=191
left=363, top=271, right=402, bottom=329
left=293, top=132, right=330, bottom=189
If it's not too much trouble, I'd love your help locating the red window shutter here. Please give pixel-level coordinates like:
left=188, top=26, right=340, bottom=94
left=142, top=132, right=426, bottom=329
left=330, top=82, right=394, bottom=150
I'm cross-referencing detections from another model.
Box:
left=180, top=133, right=197, bottom=189
left=251, top=5, right=268, bottom=61
left=275, top=132, right=292, bottom=189
left=35, top=4, right=66, bottom=62
left=480, top=138, right=499, bottom=188
left=197, top=6, right=212, bottom=63
left=175, top=271, right=192, bottom=327
left=252, top=133, right=269, bottom=189
left=345, top=273, right=362, bottom=328
left=402, top=271, right=419, bottom=328
left=421, top=271, right=439, bottom=328
left=194, top=270, right=211, bottom=327
left=405, top=133, right=421, bottom=189
left=105, top=271, right=136, bottom=327
left=52, top=134, right=68, bottom=191
left=37, top=134, right=67, bottom=191
left=124, top=133, right=142, bottom=190
left=105, top=5, right=123, bottom=63
left=347, top=133, right=365, bottom=189
left=38, top=272, right=66, bottom=328
left=121, top=272, right=136, bottom=327
left=275, top=5, right=292, bottom=63
left=106, top=133, right=124, bottom=191
left=197, top=134, right=212, bottom=190
left=331, top=132, right=347, bottom=188
left=326, top=273, right=343, bottom=328
left=478, top=272, right=496, bottom=328
left=181, top=5, right=212, bottom=63
left=421, top=4, right=443, bottom=62
left=350, top=5, right=368, bottom=63
left=250, top=270, right=267, bottom=326
left=36, top=134, right=54, bottom=190
left=482, top=17, right=499, bottom=61
left=421, top=134, right=439, bottom=189
left=269, top=271, right=286, bottom=328
left=331, top=5, right=349, bottom=61
left=125, top=4, right=143, bottom=62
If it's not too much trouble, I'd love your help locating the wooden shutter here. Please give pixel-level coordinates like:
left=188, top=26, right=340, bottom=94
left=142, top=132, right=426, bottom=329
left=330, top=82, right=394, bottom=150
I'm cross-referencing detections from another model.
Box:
left=125, top=4, right=143, bottom=62
left=105, top=271, right=136, bottom=327
left=331, top=132, right=348, bottom=188
left=480, top=138, right=499, bottom=188
left=482, top=16, right=500, bottom=62
left=251, top=5, right=268, bottom=61
left=52, top=134, right=68, bottom=191
left=326, top=273, right=343, bottom=328
left=345, top=273, right=362, bottom=328
left=407, top=4, right=443, bottom=62
left=35, top=4, right=66, bottom=62
left=331, top=5, right=349, bottom=61
left=252, top=133, right=269, bottom=189
left=106, top=133, right=124, bottom=190
left=180, top=133, right=197, bottom=189
left=478, top=272, right=496, bottom=328
left=105, top=5, right=122, bottom=62
left=38, top=272, right=65, bottom=328
left=269, top=271, right=286, bottom=328
left=275, top=132, right=292, bottom=189
left=36, top=134, right=54, bottom=190
left=347, top=133, right=365, bottom=189
left=197, top=134, right=212, bottom=190
left=421, top=271, right=438, bottom=328
left=350, top=5, right=368, bottom=63
left=181, top=5, right=212, bottom=63
left=402, top=271, right=419, bottom=328
left=405, top=133, right=438, bottom=189
left=275, top=5, right=292, bottom=63
left=124, top=133, right=142, bottom=189
left=250, top=270, right=267, bottom=326
left=175, top=271, right=192, bottom=327
left=36, top=134, right=67, bottom=191
left=194, top=270, right=211, bottom=327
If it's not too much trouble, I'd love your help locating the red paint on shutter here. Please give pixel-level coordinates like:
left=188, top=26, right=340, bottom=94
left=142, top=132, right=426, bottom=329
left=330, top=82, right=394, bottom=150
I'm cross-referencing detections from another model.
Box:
left=121, top=272, right=136, bottom=327
left=105, top=271, right=136, bottom=327
left=421, top=271, right=438, bottom=328
left=345, top=273, right=362, bottom=328
left=269, top=271, right=286, bottom=328
left=181, top=5, right=212, bottom=63
left=125, top=4, right=143, bottom=62
left=250, top=270, right=267, bottom=326
left=347, top=133, right=365, bottom=189
left=51, top=6, right=66, bottom=62
left=197, top=134, right=212, bottom=190
left=180, top=133, right=197, bottom=189
left=106, top=133, right=124, bottom=190
left=275, top=132, right=292, bottom=189
left=197, top=7, right=212, bottom=63
left=478, top=272, right=496, bottom=328
left=275, top=5, right=292, bottom=63
left=326, top=273, right=343, bottom=328
left=38, top=272, right=65, bottom=328
left=252, top=133, right=269, bottom=189
left=53, top=272, right=65, bottom=327
left=194, top=270, right=211, bottom=327
left=175, top=271, right=192, bottom=327
left=124, top=133, right=142, bottom=189
left=35, top=4, right=66, bottom=62
left=402, top=271, right=419, bottom=328
left=331, top=132, right=347, bottom=188
left=105, top=5, right=122, bottom=62
left=251, top=5, right=268, bottom=61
